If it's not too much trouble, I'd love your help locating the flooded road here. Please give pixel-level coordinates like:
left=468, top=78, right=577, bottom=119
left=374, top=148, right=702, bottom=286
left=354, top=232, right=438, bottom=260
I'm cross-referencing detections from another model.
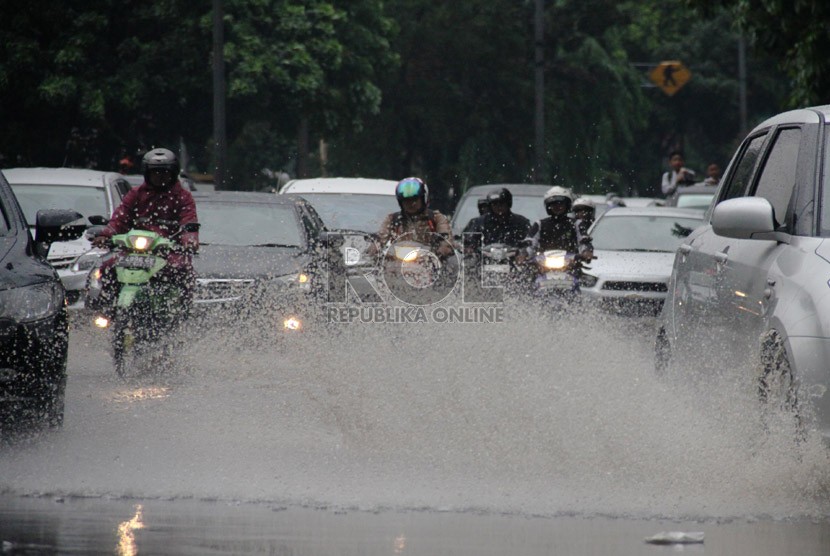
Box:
left=1, top=306, right=829, bottom=553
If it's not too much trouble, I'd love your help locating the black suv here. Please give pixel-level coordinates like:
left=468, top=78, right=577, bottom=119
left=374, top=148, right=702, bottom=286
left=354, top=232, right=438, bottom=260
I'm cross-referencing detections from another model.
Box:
left=0, top=170, right=85, bottom=429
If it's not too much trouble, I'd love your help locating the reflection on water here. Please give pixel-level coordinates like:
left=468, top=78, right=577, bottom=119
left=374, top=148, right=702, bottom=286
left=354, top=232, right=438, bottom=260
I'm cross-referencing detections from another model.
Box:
left=394, top=533, right=407, bottom=554
left=113, top=387, right=171, bottom=403
left=117, top=504, right=144, bottom=556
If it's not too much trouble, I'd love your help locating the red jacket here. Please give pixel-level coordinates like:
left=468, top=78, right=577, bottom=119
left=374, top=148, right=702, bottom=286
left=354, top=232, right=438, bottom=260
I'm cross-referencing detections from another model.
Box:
left=101, top=181, right=199, bottom=251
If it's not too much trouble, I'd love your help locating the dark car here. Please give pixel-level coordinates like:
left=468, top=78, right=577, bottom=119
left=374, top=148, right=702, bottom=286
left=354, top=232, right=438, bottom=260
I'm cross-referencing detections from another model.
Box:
left=0, top=170, right=86, bottom=429
left=190, top=192, right=328, bottom=333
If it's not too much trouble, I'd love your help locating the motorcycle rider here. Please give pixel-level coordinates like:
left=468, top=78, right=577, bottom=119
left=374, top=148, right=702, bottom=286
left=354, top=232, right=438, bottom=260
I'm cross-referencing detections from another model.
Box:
left=90, top=147, right=200, bottom=315
left=462, top=197, right=492, bottom=233
left=571, top=196, right=596, bottom=237
left=373, top=177, right=454, bottom=258
left=520, top=186, right=593, bottom=261
left=464, top=188, right=531, bottom=248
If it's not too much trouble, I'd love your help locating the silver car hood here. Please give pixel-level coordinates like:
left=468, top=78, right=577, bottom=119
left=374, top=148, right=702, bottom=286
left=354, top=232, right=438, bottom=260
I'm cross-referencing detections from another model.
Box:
left=586, top=250, right=676, bottom=280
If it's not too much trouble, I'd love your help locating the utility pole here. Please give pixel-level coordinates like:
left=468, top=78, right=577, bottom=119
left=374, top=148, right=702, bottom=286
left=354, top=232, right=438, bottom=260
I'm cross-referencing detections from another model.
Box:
left=533, top=0, right=545, bottom=183
left=212, top=0, right=227, bottom=189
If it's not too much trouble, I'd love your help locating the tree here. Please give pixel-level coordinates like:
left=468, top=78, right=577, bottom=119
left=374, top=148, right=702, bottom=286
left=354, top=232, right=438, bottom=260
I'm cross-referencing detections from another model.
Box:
left=691, top=0, right=830, bottom=107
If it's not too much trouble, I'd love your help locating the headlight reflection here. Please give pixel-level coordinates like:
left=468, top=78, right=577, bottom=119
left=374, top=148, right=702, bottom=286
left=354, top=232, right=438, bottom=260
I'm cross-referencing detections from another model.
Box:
left=117, top=504, right=144, bottom=556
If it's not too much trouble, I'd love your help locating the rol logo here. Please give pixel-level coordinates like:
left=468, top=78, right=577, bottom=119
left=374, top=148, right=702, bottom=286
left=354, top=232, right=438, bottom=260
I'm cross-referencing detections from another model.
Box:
left=325, top=231, right=504, bottom=306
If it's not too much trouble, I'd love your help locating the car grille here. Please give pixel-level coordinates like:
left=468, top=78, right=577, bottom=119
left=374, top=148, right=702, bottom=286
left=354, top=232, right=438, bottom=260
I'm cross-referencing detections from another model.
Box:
left=48, top=254, right=77, bottom=270
left=195, top=278, right=256, bottom=304
left=602, top=281, right=667, bottom=293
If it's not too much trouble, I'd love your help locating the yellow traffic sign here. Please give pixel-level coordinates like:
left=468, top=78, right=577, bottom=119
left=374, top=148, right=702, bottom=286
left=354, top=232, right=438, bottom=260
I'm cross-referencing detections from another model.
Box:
left=649, top=61, right=691, bottom=96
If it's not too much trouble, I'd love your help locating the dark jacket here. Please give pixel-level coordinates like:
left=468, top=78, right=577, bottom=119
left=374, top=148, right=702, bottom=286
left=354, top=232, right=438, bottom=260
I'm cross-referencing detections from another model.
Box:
left=466, top=212, right=531, bottom=246
left=526, top=214, right=592, bottom=256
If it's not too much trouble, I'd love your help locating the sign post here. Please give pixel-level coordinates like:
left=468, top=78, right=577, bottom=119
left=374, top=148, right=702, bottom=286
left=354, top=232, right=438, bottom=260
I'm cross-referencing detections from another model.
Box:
left=649, top=60, right=691, bottom=96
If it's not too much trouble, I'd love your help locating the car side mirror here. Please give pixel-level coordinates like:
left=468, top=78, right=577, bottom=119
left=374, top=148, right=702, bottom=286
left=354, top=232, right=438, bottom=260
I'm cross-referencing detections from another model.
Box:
left=35, top=209, right=86, bottom=245
left=88, top=214, right=109, bottom=226
left=711, top=197, right=776, bottom=240
left=182, top=222, right=201, bottom=233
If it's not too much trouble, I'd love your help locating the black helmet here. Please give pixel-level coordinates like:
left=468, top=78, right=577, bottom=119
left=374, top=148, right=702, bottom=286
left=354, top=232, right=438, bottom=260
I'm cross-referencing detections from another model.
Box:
left=486, top=188, right=513, bottom=209
left=477, top=197, right=491, bottom=215
left=395, top=177, right=429, bottom=209
left=142, top=148, right=180, bottom=189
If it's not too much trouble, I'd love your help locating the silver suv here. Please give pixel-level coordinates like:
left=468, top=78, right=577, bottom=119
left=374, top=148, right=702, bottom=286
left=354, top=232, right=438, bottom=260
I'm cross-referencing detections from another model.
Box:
left=4, top=168, right=130, bottom=307
left=656, top=105, right=830, bottom=444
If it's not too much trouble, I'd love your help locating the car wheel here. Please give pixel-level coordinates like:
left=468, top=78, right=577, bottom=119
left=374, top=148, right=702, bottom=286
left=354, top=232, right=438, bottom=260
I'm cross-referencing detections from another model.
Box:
left=758, top=330, right=803, bottom=437
left=654, top=326, right=672, bottom=377
left=43, top=375, right=66, bottom=428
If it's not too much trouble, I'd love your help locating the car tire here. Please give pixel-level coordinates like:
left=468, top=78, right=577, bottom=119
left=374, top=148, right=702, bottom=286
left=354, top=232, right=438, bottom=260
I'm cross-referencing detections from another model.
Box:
left=758, top=329, right=803, bottom=437
left=654, top=326, right=672, bottom=377
left=43, top=374, right=66, bottom=428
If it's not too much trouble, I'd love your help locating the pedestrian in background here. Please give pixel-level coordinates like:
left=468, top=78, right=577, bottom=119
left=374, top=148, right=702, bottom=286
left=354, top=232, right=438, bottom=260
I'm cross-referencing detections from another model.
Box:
left=661, top=150, right=696, bottom=197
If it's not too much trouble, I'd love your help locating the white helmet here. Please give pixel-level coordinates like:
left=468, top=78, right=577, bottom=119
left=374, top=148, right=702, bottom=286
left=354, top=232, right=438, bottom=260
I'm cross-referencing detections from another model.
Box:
left=544, top=186, right=574, bottom=214
left=572, top=196, right=595, bottom=210
left=545, top=185, right=573, bottom=202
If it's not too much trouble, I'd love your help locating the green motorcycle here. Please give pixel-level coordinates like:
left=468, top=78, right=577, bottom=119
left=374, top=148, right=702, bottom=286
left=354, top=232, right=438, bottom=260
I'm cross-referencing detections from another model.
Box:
left=91, top=222, right=199, bottom=378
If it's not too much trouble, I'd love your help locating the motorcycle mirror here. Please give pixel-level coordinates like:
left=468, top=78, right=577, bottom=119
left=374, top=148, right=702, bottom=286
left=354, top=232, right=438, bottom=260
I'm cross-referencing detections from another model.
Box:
left=88, top=214, right=109, bottom=226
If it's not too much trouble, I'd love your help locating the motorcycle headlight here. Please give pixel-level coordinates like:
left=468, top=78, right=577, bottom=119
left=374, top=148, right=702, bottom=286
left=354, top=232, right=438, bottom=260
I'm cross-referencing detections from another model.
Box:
left=128, top=235, right=152, bottom=251
left=0, top=281, right=64, bottom=322
left=543, top=254, right=566, bottom=269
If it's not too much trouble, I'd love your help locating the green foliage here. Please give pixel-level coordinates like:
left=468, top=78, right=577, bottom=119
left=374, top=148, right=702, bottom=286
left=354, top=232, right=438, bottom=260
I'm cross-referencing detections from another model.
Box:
left=692, top=0, right=830, bottom=107
left=0, top=0, right=788, bottom=201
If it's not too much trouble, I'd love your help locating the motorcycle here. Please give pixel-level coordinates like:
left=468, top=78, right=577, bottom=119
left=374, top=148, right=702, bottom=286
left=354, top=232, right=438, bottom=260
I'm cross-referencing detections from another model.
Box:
left=530, top=249, right=585, bottom=303
left=477, top=242, right=529, bottom=290
left=88, top=221, right=200, bottom=378
left=380, top=237, right=457, bottom=304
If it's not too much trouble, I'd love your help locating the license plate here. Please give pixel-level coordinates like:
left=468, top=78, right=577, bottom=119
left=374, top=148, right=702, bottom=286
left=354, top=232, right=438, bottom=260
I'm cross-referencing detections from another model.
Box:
left=538, top=271, right=572, bottom=289
left=118, top=255, right=156, bottom=269
left=484, top=264, right=510, bottom=273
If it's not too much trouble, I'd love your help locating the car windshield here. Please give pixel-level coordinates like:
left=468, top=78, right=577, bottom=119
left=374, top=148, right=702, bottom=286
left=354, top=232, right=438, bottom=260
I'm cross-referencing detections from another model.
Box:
left=676, top=193, right=714, bottom=209
left=298, top=193, right=398, bottom=233
left=591, top=214, right=703, bottom=252
left=197, top=202, right=302, bottom=247
left=453, top=194, right=547, bottom=233
left=10, top=184, right=107, bottom=225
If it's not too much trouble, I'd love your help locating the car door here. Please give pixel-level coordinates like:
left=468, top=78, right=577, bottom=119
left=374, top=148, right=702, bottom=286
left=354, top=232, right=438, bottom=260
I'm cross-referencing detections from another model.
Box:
left=670, top=131, right=768, bottom=351
left=716, top=126, right=815, bottom=350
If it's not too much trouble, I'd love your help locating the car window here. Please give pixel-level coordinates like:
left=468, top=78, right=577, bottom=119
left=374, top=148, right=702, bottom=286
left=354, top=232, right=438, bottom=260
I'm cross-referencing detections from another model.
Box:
left=197, top=203, right=303, bottom=247
left=591, top=214, right=704, bottom=252
left=751, top=127, right=801, bottom=229
left=10, top=184, right=108, bottom=225
left=0, top=200, right=10, bottom=235
left=821, top=126, right=830, bottom=236
left=721, top=133, right=767, bottom=202
left=298, top=193, right=398, bottom=233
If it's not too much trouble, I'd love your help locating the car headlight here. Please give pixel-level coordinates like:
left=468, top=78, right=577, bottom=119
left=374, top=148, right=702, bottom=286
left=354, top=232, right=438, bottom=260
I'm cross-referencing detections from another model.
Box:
left=0, top=281, right=64, bottom=322
left=71, top=249, right=105, bottom=273
left=274, top=272, right=312, bottom=292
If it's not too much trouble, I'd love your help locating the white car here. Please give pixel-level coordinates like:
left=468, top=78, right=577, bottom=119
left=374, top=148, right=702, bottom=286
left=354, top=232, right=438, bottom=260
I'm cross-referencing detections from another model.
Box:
left=580, top=207, right=705, bottom=314
left=656, top=105, right=830, bottom=443
left=279, top=177, right=398, bottom=234
left=4, top=168, right=131, bottom=307
left=279, top=177, right=399, bottom=270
